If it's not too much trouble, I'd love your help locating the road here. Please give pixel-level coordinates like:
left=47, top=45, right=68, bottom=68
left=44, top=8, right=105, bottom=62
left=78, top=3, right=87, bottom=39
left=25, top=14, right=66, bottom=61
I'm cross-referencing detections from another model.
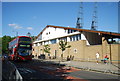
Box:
left=68, top=70, right=119, bottom=81
left=2, top=59, right=120, bottom=81
left=11, top=59, right=65, bottom=80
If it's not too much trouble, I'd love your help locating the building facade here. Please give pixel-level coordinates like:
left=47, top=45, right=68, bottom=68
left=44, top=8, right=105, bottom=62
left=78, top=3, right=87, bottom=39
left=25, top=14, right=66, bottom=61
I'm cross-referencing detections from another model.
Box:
left=33, top=25, right=120, bottom=63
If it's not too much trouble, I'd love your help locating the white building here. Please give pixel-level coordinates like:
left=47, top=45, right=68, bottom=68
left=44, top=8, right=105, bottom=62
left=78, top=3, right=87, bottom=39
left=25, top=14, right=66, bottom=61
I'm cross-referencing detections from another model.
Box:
left=33, top=25, right=94, bottom=46
left=33, top=25, right=120, bottom=63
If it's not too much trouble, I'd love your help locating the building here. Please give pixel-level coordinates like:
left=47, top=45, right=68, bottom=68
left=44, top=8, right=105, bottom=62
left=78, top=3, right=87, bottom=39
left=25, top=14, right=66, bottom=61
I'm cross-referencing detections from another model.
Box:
left=33, top=25, right=120, bottom=63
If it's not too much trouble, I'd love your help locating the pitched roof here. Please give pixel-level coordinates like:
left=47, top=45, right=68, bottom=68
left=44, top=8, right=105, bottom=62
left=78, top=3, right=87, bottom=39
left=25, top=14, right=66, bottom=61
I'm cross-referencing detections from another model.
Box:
left=36, top=25, right=120, bottom=39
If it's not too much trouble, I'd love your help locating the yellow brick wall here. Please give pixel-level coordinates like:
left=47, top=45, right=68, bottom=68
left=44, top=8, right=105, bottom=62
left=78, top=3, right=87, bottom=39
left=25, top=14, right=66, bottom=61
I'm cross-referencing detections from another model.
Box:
left=32, top=40, right=120, bottom=63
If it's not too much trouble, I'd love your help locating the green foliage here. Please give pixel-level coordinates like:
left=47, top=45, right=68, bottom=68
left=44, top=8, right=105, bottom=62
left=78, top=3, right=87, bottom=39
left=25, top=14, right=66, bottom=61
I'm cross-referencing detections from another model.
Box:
left=59, top=40, right=71, bottom=52
left=44, top=44, right=51, bottom=54
left=59, top=40, right=71, bottom=60
left=2, top=35, right=15, bottom=54
left=31, top=36, right=36, bottom=41
left=1, top=35, right=36, bottom=54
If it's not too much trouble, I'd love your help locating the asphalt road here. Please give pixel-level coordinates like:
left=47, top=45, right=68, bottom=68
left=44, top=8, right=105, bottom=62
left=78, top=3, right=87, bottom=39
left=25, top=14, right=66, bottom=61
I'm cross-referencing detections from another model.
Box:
left=3, top=59, right=120, bottom=81
left=11, top=60, right=65, bottom=80
left=68, top=70, right=119, bottom=81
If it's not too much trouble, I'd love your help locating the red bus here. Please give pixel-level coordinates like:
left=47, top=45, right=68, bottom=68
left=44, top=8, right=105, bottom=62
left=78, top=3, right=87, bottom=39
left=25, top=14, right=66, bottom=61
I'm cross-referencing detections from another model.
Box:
left=8, top=36, right=32, bottom=61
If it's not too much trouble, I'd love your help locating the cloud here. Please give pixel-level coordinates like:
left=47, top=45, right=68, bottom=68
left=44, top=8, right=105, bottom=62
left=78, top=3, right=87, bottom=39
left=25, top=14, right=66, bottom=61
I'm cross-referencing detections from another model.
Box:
left=8, top=23, right=33, bottom=30
left=14, top=26, right=22, bottom=29
left=8, top=24, right=16, bottom=27
left=27, top=27, right=33, bottom=30
left=8, top=23, right=22, bottom=29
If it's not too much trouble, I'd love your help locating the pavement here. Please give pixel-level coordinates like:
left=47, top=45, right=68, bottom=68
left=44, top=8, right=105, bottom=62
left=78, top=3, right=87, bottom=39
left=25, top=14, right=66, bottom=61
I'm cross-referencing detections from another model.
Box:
left=33, top=57, right=120, bottom=75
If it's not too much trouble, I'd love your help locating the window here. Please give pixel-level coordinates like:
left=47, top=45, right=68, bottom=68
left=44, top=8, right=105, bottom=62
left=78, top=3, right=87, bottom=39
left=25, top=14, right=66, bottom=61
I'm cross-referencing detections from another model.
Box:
left=70, top=36, right=72, bottom=41
left=44, top=41, right=49, bottom=45
left=73, top=35, right=76, bottom=41
left=68, top=29, right=71, bottom=34
left=19, top=37, right=31, bottom=41
left=59, top=37, right=67, bottom=42
left=50, top=39, right=56, bottom=44
left=70, top=34, right=81, bottom=41
left=74, top=30, right=77, bottom=32
left=68, top=29, right=77, bottom=34
left=70, top=35, right=75, bottom=41
left=72, top=30, right=74, bottom=33
left=76, top=34, right=81, bottom=41
left=46, top=33, right=48, bottom=35
left=39, top=42, right=42, bottom=45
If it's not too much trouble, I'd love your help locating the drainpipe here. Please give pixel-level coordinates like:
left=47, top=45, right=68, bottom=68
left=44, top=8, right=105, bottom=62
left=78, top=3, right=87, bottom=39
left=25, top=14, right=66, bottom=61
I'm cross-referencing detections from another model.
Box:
left=109, top=42, right=112, bottom=64
left=109, top=32, right=112, bottom=64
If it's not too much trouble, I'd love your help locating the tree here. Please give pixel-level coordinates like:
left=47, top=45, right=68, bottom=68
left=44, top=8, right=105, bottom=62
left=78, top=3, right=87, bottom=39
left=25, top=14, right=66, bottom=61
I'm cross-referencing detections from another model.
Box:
left=2, top=35, right=15, bottom=54
left=43, top=44, right=51, bottom=57
left=59, top=40, right=71, bottom=61
left=31, top=36, right=36, bottom=41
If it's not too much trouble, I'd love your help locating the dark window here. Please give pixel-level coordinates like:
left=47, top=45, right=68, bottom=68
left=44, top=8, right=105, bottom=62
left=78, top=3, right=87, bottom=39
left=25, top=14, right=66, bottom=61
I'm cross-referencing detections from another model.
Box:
left=19, top=37, right=31, bottom=42
left=68, top=29, right=71, bottom=34
left=71, top=30, right=74, bottom=33
left=74, top=30, right=77, bottom=32
left=50, top=39, right=56, bottom=44
left=76, top=35, right=79, bottom=41
left=73, top=36, right=76, bottom=41
left=59, top=37, right=67, bottom=42
left=78, top=34, right=81, bottom=40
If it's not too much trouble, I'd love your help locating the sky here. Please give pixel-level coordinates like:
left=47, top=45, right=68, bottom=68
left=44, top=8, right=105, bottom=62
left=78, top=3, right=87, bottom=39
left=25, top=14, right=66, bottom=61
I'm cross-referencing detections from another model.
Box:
left=2, top=2, right=119, bottom=37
